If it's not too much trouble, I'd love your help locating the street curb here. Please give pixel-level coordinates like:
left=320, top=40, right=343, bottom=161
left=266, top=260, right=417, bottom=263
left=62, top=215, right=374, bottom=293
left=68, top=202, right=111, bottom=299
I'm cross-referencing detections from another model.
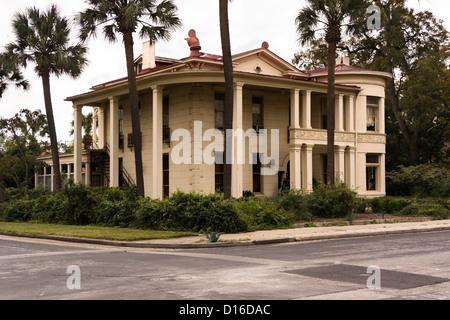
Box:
left=1, top=225, right=450, bottom=249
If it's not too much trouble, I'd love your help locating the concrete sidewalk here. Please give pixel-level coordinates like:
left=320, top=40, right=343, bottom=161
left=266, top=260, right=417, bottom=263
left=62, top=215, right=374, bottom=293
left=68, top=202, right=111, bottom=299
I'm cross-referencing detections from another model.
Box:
left=6, top=219, right=448, bottom=249
left=139, top=219, right=450, bottom=248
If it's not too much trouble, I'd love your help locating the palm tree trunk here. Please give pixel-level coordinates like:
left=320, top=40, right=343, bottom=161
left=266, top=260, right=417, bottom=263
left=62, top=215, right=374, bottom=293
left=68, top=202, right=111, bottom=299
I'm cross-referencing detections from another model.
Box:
left=41, top=71, right=62, bottom=193
left=219, top=0, right=234, bottom=199
left=326, top=41, right=336, bottom=186
left=122, top=31, right=145, bottom=197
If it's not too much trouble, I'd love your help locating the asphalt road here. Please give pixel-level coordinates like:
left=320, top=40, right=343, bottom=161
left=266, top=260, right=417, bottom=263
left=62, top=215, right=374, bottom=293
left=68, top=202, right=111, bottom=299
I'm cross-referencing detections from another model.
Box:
left=0, top=230, right=449, bottom=303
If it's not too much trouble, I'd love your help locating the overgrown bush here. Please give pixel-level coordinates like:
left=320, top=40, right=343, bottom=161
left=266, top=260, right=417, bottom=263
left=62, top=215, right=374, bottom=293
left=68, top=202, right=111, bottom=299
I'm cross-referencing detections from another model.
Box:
left=370, top=197, right=411, bottom=214
left=95, top=186, right=140, bottom=227
left=273, top=190, right=312, bottom=221
left=386, top=164, right=450, bottom=197
left=234, top=197, right=295, bottom=230
left=51, top=182, right=99, bottom=225
left=369, top=196, right=449, bottom=219
left=398, top=201, right=449, bottom=219
left=135, top=191, right=248, bottom=233
left=305, top=181, right=357, bottom=218
left=0, top=198, right=35, bottom=222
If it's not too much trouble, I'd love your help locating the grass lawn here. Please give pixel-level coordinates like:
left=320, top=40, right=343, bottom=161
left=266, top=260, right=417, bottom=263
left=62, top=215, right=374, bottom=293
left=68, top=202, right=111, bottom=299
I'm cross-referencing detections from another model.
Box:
left=0, top=222, right=197, bottom=242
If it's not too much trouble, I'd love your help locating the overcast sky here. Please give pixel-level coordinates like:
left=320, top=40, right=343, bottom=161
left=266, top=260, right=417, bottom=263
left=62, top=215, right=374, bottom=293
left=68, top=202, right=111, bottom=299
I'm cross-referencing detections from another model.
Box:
left=0, top=0, right=448, bottom=143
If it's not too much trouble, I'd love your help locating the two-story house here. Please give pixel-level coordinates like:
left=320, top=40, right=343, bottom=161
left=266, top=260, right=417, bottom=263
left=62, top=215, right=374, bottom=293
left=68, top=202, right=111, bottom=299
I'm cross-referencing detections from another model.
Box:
left=36, top=31, right=391, bottom=199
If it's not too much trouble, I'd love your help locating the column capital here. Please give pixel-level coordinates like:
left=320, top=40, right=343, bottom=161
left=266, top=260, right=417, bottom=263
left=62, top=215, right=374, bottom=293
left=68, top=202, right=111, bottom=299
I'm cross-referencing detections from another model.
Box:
left=334, top=145, right=346, bottom=152
left=108, top=96, right=120, bottom=102
left=151, top=84, right=164, bottom=92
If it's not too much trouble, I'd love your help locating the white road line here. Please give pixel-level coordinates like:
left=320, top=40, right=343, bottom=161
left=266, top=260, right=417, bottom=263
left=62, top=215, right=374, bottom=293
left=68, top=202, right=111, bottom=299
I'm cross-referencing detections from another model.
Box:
left=0, top=249, right=120, bottom=261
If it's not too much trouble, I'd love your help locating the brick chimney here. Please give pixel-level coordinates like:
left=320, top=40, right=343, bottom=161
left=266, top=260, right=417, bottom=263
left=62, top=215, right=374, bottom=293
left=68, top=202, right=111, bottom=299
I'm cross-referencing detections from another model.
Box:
left=142, top=41, right=156, bottom=69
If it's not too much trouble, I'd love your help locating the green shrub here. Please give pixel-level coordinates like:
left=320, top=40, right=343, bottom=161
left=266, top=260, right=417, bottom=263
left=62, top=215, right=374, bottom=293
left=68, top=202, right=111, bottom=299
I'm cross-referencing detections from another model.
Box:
left=94, top=186, right=140, bottom=228
left=273, top=190, right=312, bottom=221
left=354, top=197, right=369, bottom=213
left=235, top=197, right=295, bottom=230
left=370, top=197, right=412, bottom=214
left=0, top=199, right=34, bottom=222
left=398, top=201, right=449, bottom=219
left=134, top=197, right=165, bottom=230
left=135, top=191, right=248, bottom=233
left=305, top=181, right=357, bottom=218
left=52, top=182, right=98, bottom=225
left=386, top=164, right=450, bottom=197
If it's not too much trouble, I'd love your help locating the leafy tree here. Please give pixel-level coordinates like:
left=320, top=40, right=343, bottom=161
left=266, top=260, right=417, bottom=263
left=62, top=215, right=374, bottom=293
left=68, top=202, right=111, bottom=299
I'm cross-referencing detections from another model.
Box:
left=296, top=0, right=367, bottom=185
left=293, top=1, right=449, bottom=169
left=6, top=5, right=88, bottom=193
left=292, top=38, right=330, bottom=70
left=69, top=112, right=93, bottom=138
left=78, top=0, right=181, bottom=198
left=219, top=0, right=233, bottom=199
left=0, top=53, right=29, bottom=99
left=340, top=0, right=449, bottom=165
left=0, top=109, right=48, bottom=194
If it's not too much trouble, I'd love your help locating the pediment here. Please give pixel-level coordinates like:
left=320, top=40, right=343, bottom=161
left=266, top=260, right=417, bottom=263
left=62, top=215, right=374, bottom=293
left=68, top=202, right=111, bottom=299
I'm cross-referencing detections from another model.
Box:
left=232, top=48, right=308, bottom=78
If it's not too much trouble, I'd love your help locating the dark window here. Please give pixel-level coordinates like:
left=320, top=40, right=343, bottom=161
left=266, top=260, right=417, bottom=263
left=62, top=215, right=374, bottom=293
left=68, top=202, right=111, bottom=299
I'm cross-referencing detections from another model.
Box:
left=163, top=96, right=170, bottom=144
left=322, top=155, right=328, bottom=184
left=214, top=93, right=224, bottom=130
left=215, top=152, right=224, bottom=192
left=253, top=153, right=261, bottom=192
left=163, top=153, right=170, bottom=198
left=366, top=167, right=377, bottom=191
left=366, top=154, right=379, bottom=191
left=321, top=98, right=327, bottom=130
left=366, top=97, right=379, bottom=132
left=118, top=106, right=123, bottom=133
left=119, top=106, right=124, bottom=149
left=252, top=97, right=263, bottom=132
left=366, top=154, right=379, bottom=164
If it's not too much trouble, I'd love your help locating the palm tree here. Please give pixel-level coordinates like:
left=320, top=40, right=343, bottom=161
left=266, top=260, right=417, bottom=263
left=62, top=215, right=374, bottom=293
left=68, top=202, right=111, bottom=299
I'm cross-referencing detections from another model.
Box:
left=219, top=0, right=233, bottom=199
left=296, top=0, right=366, bottom=185
left=78, top=0, right=181, bottom=198
left=0, top=53, right=29, bottom=99
left=7, top=5, right=88, bottom=193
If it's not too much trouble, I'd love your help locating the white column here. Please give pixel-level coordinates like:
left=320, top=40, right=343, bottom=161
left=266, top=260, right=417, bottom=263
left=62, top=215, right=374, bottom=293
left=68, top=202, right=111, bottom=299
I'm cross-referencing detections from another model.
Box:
left=92, top=108, right=98, bottom=147
left=302, top=144, right=314, bottom=192
left=346, top=95, right=355, bottom=132
left=345, top=147, right=356, bottom=190
left=335, top=94, right=344, bottom=131
left=335, top=145, right=345, bottom=183
left=73, top=104, right=83, bottom=184
left=85, top=162, right=91, bottom=186
left=289, top=89, right=301, bottom=190
left=289, top=147, right=301, bottom=190
left=152, top=85, right=163, bottom=199
left=379, top=97, right=385, bottom=134
left=232, top=82, right=244, bottom=198
left=380, top=153, right=386, bottom=195
left=109, top=96, right=119, bottom=187
left=98, top=105, right=105, bottom=149
left=290, top=89, right=300, bottom=129
left=301, top=90, right=312, bottom=129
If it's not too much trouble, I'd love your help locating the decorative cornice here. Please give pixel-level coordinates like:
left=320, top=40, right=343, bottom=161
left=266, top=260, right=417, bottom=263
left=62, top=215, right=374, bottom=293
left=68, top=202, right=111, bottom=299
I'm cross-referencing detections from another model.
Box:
left=291, top=129, right=356, bottom=143
left=357, top=133, right=386, bottom=144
